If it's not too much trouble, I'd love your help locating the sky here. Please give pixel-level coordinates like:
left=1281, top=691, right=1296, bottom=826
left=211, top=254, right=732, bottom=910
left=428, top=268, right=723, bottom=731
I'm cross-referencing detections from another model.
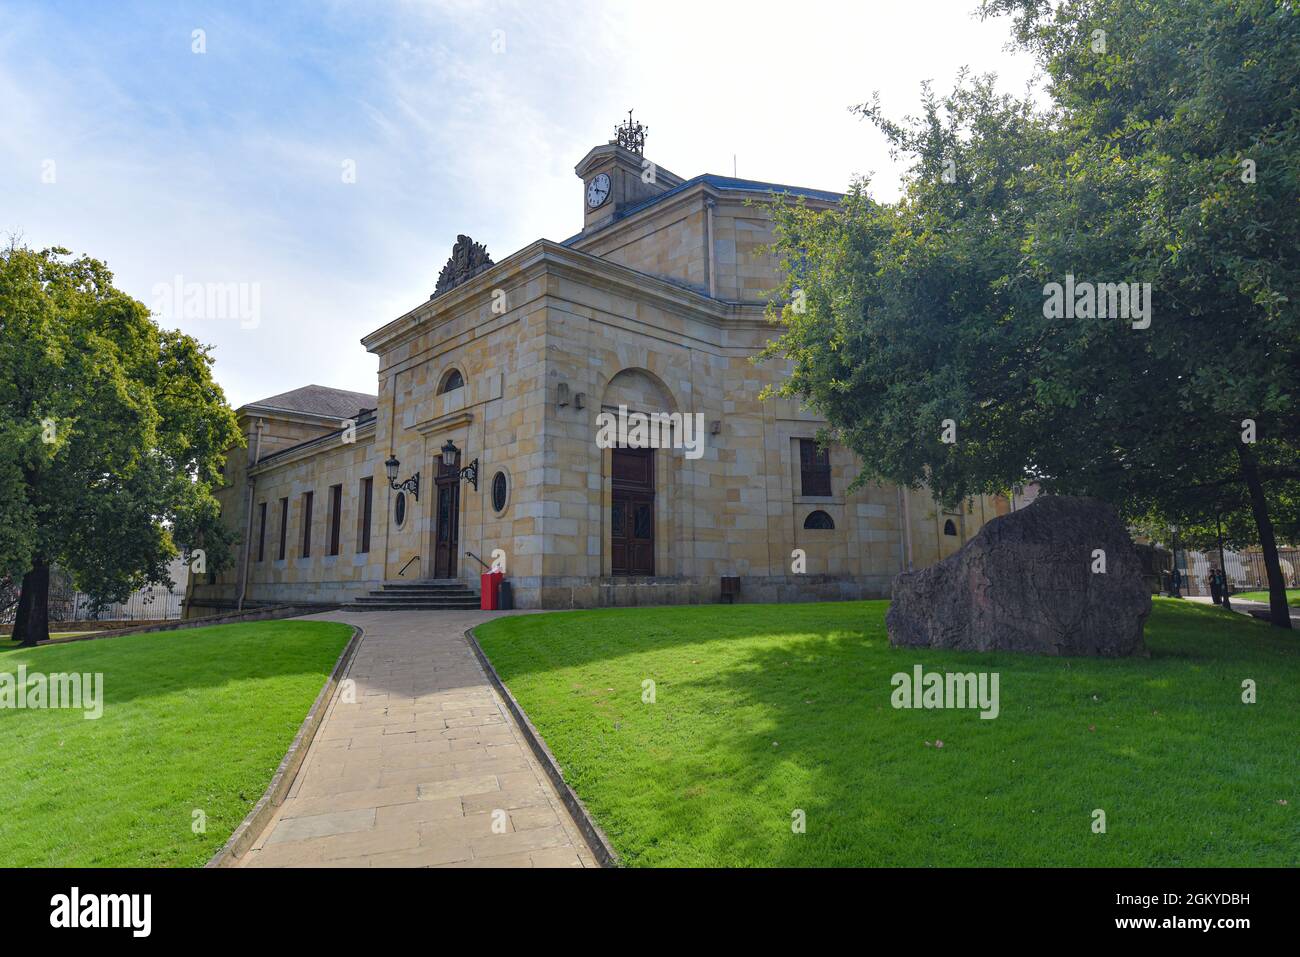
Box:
left=0, top=0, right=1041, bottom=408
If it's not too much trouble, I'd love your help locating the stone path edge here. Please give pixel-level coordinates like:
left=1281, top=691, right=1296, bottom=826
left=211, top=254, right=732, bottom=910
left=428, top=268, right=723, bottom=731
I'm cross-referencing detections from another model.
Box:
left=464, top=626, right=620, bottom=868
left=206, top=623, right=365, bottom=868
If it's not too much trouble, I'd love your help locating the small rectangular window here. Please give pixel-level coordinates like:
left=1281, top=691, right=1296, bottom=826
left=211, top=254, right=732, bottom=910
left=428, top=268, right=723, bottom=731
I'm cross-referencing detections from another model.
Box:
left=256, top=502, right=267, bottom=562
left=358, top=477, right=373, bottom=554
left=799, top=439, right=832, bottom=497
left=301, top=491, right=314, bottom=558
left=277, top=497, right=289, bottom=561
left=328, top=484, right=343, bottom=556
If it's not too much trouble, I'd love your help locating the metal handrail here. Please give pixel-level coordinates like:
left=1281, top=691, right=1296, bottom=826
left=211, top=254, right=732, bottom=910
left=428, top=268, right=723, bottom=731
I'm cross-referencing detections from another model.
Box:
left=397, top=555, right=420, bottom=577
left=464, top=550, right=492, bottom=572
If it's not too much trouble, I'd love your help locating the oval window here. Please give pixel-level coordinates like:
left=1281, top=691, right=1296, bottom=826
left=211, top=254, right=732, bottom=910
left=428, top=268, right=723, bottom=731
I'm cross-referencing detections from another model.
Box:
left=803, top=510, right=834, bottom=530
left=394, top=491, right=407, bottom=527
left=491, top=471, right=508, bottom=513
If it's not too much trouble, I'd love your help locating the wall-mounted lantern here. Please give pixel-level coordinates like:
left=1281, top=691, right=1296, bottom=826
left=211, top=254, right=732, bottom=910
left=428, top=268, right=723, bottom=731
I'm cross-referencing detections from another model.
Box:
left=440, top=440, right=479, bottom=491
left=385, top=454, right=420, bottom=501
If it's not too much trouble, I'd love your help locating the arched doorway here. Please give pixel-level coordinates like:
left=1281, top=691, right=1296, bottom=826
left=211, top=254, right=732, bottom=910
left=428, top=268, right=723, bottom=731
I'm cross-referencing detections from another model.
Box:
left=601, top=368, right=676, bottom=578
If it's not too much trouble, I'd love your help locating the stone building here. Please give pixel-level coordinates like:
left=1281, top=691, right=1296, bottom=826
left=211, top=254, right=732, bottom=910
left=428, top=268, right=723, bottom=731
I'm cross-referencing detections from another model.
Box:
left=186, top=126, right=1009, bottom=615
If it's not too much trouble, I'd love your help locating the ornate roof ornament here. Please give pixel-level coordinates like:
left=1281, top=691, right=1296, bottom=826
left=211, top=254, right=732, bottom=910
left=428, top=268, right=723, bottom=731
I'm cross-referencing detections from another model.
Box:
left=431, top=234, right=494, bottom=299
left=615, top=109, right=648, bottom=155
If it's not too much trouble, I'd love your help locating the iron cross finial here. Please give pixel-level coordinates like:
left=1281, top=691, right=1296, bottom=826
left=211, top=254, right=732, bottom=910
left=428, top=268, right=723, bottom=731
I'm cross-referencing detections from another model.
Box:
left=615, top=110, right=648, bottom=155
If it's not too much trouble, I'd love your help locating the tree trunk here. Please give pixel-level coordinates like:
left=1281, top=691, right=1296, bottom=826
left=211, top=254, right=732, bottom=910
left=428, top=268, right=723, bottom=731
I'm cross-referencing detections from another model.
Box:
left=1217, top=514, right=1232, bottom=612
left=11, top=570, right=33, bottom=643
left=1236, top=444, right=1292, bottom=630
left=19, top=557, right=50, bottom=646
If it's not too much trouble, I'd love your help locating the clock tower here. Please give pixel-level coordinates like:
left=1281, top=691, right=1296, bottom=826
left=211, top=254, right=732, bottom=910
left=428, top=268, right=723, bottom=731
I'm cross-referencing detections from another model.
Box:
left=575, top=111, right=683, bottom=234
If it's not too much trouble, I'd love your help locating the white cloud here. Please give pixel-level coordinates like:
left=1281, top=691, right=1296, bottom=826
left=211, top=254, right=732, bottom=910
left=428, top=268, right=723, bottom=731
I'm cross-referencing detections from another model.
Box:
left=0, top=0, right=1041, bottom=408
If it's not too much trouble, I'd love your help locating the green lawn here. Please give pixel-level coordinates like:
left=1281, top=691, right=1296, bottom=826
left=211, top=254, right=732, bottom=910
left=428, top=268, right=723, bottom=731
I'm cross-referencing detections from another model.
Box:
left=476, top=600, right=1298, bottom=867
left=0, top=620, right=352, bottom=866
left=1233, top=588, right=1299, bottom=605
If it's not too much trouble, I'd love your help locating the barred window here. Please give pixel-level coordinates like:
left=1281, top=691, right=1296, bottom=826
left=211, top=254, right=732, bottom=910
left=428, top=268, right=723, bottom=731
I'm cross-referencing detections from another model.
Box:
left=799, top=439, right=832, bottom=497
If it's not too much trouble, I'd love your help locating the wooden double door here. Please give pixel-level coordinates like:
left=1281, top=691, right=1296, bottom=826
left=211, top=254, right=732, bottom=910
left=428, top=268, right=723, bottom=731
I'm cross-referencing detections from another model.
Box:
left=611, top=447, right=654, bottom=576
left=432, top=450, right=460, bottom=578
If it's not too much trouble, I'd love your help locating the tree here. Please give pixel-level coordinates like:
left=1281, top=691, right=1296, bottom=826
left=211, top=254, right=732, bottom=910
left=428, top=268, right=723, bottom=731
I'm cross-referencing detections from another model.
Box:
left=764, top=0, right=1299, bottom=626
left=0, top=244, right=241, bottom=644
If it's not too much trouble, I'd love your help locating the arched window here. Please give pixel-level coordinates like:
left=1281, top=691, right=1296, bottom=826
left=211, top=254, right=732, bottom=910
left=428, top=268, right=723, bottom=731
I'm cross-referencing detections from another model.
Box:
left=437, top=368, right=464, bottom=394
left=943, top=519, right=958, bottom=536
left=803, top=510, right=834, bottom=530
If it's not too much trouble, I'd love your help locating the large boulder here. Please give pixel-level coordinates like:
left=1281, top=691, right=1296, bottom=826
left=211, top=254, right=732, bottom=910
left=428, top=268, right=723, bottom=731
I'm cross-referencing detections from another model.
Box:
left=887, top=496, right=1150, bottom=657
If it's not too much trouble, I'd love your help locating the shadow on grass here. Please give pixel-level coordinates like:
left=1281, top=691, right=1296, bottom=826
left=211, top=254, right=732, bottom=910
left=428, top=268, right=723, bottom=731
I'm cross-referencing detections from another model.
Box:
left=686, top=601, right=1294, bottom=865
left=490, top=596, right=1286, bottom=678
left=481, top=599, right=1298, bottom=866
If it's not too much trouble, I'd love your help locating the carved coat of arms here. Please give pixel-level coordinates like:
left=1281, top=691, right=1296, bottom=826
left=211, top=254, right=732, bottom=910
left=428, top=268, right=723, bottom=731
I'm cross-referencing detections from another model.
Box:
left=431, top=234, right=494, bottom=298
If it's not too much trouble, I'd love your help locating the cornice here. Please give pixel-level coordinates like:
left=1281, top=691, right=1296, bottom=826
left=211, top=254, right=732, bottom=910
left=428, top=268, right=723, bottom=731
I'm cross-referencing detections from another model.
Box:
left=249, top=420, right=376, bottom=476
left=363, top=240, right=773, bottom=363
left=238, top=406, right=356, bottom=428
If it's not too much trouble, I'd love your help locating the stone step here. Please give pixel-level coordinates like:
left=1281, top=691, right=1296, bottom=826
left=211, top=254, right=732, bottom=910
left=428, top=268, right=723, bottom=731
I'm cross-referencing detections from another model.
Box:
left=373, top=584, right=476, bottom=591
left=349, top=601, right=484, bottom=610
left=377, top=587, right=476, bottom=595
left=351, top=576, right=482, bottom=610
left=380, top=580, right=472, bottom=589
left=365, top=591, right=477, bottom=599
left=353, top=592, right=480, bottom=601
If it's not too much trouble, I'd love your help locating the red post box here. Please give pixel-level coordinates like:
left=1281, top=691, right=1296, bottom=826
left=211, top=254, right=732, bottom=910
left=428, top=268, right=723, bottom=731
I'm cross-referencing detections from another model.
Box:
left=480, top=570, right=503, bottom=611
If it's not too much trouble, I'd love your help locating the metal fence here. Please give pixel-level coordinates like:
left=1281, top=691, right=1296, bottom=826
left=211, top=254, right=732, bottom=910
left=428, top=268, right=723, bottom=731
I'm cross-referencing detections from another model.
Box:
left=2, top=583, right=183, bottom=624
left=1178, top=548, right=1300, bottom=598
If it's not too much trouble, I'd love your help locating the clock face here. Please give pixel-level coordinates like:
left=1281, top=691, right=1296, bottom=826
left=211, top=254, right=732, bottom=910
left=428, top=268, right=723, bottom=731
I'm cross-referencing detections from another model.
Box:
left=586, top=172, right=611, bottom=209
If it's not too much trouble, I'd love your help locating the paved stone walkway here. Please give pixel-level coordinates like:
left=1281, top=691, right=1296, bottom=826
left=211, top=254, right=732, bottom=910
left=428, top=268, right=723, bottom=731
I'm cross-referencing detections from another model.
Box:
left=240, top=609, right=597, bottom=868
left=1186, top=595, right=1300, bottom=622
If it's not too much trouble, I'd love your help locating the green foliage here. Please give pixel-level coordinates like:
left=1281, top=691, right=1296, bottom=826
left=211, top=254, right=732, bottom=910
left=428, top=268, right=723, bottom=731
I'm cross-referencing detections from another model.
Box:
left=0, top=244, right=241, bottom=603
left=763, top=0, right=1299, bottom=533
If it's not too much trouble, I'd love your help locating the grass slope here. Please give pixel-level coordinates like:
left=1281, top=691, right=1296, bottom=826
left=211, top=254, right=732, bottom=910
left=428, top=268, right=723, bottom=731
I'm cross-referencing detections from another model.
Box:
left=476, top=600, right=1298, bottom=867
left=1233, top=588, right=1299, bottom=605
left=0, top=620, right=352, bottom=866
